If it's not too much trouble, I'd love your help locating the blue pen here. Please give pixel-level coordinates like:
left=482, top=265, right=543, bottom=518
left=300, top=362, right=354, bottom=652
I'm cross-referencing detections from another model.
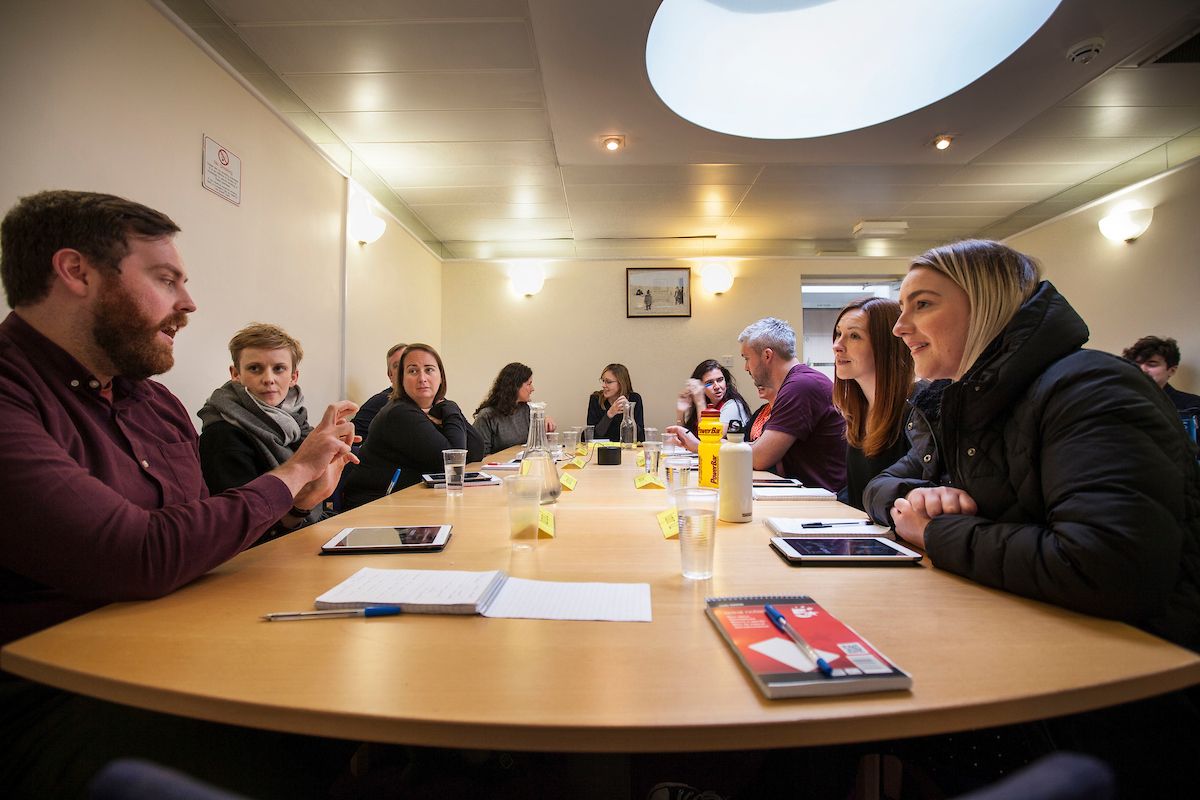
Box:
left=763, top=603, right=833, bottom=677
left=385, top=468, right=402, bottom=495
left=262, top=606, right=402, bottom=622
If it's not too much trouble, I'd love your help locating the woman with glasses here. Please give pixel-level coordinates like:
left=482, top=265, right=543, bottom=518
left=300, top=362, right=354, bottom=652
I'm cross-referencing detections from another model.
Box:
left=674, top=359, right=752, bottom=437
left=586, top=363, right=644, bottom=441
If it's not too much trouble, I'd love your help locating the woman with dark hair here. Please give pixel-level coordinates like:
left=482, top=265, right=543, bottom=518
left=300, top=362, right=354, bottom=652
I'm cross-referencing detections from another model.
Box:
left=831, top=297, right=915, bottom=511
left=675, top=359, right=752, bottom=436
left=473, top=362, right=555, bottom=456
left=864, top=240, right=1198, bottom=649
left=586, top=363, right=644, bottom=441
left=342, top=343, right=483, bottom=507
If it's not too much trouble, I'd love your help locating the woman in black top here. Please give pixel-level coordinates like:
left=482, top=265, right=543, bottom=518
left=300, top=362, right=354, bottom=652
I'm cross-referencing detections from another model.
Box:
left=831, top=297, right=915, bottom=511
left=586, top=362, right=644, bottom=441
left=343, top=343, right=483, bottom=508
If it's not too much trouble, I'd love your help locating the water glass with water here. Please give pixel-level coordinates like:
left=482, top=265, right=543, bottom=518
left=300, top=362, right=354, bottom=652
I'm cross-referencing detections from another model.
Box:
left=442, top=449, right=467, bottom=495
left=675, top=488, right=717, bottom=579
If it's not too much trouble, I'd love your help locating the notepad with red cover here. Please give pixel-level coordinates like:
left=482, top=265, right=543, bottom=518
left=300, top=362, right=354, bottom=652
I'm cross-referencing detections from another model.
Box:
left=705, top=595, right=911, bottom=699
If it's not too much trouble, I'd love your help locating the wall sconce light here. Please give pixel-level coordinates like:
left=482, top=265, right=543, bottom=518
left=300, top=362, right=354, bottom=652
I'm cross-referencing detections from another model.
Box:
left=509, top=263, right=545, bottom=296
left=347, top=185, right=386, bottom=244
left=1098, top=201, right=1153, bottom=243
left=700, top=262, right=734, bottom=294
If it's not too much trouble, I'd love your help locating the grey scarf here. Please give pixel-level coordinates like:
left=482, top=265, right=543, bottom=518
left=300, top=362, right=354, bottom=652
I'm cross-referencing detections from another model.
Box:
left=197, top=380, right=312, bottom=469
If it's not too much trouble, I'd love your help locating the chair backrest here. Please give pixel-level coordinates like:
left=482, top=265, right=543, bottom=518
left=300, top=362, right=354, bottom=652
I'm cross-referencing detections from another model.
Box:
left=951, top=752, right=1115, bottom=800
left=88, top=758, right=251, bottom=800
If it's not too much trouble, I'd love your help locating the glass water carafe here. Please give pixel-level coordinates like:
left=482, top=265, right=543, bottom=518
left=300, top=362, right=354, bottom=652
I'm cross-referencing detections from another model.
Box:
left=523, top=402, right=562, bottom=504
left=620, top=401, right=637, bottom=448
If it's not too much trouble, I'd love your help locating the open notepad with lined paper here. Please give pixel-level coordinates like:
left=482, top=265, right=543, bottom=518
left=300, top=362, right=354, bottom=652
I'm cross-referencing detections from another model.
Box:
left=315, top=567, right=651, bottom=622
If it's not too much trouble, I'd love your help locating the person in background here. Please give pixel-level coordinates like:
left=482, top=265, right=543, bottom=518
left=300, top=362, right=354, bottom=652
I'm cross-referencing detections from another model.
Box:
left=831, top=297, right=916, bottom=511
left=351, top=342, right=406, bottom=442
left=863, top=238, right=1200, bottom=796
left=675, top=358, right=752, bottom=437
left=197, top=323, right=321, bottom=540
left=587, top=362, right=644, bottom=441
left=342, top=343, right=484, bottom=507
left=748, top=382, right=775, bottom=443
left=473, top=362, right=555, bottom=456
left=667, top=318, right=846, bottom=492
left=1122, top=335, right=1200, bottom=416
left=0, top=190, right=358, bottom=798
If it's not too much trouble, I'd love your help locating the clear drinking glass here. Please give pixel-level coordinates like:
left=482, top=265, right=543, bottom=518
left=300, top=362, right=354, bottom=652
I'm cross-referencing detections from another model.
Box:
left=664, top=455, right=692, bottom=498
left=546, top=431, right=563, bottom=460
left=442, top=449, right=467, bottom=495
left=676, top=488, right=718, bottom=579
left=560, top=429, right=580, bottom=459
left=505, top=475, right=542, bottom=551
left=642, top=440, right=662, bottom=475
left=642, top=427, right=658, bottom=448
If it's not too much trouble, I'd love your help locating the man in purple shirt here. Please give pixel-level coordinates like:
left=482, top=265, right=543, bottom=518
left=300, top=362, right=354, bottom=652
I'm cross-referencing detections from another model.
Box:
left=0, top=190, right=359, bottom=797
left=665, top=317, right=846, bottom=492
left=736, top=317, right=846, bottom=491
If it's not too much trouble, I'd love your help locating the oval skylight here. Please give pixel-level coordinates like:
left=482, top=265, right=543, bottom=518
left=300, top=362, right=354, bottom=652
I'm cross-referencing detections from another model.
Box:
left=646, top=0, right=1063, bottom=139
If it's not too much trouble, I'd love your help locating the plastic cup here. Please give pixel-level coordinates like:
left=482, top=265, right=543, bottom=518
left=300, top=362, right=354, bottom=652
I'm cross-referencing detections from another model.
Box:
left=642, top=426, right=658, bottom=447
left=561, top=429, right=580, bottom=458
left=582, top=425, right=595, bottom=443
left=662, top=431, right=681, bottom=455
left=664, top=455, right=691, bottom=498
left=442, top=449, right=467, bottom=495
left=546, top=431, right=562, bottom=459
left=676, top=488, right=718, bottom=579
left=642, top=440, right=662, bottom=474
left=505, top=475, right=542, bottom=551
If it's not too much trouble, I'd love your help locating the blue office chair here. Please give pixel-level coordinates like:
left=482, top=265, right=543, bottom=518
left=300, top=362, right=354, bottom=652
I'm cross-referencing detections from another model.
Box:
left=88, top=759, right=249, bottom=800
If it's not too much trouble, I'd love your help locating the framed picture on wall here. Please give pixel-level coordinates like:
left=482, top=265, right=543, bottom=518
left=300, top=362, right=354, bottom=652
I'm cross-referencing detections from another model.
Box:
left=627, top=267, right=691, bottom=318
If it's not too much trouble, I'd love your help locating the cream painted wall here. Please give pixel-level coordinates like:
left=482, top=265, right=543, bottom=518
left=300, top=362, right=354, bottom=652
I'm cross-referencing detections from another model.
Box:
left=344, top=212, right=443, bottom=405
left=1008, top=157, right=1200, bottom=393
left=0, top=0, right=355, bottom=426
left=442, top=258, right=908, bottom=438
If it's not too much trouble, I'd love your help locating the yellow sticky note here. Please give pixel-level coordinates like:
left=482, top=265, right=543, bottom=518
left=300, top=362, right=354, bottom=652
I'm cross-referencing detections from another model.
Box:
left=657, top=508, right=679, bottom=539
left=635, top=473, right=666, bottom=489
left=575, top=444, right=588, bottom=456
left=563, top=456, right=587, bottom=470
left=538, top=507, right=556, bottom=538
left=559, top=472, right=577, bottom=491
left=636, top=453, right=646, bottom=467
left=519, top=460, right=531, bottom=476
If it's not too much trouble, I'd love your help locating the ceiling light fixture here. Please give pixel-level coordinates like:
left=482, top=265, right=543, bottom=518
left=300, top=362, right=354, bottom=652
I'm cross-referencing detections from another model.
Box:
left=932, top=134, right=954, bottom=151
left=601, top=135, right=625, bottom=152
left=852, top=220, right=909, bottom=239
left=646, top=0, right=1063, bottom=139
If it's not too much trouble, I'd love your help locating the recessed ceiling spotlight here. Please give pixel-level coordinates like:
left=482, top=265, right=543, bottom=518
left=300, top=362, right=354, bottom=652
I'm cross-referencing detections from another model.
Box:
left=932, top=134, right=954, bottom=151
left=601, top=135, right=625, bottom=152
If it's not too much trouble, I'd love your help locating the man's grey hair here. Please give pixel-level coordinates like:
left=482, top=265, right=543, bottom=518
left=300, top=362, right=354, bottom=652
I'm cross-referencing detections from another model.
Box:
left=738, top=317, right=796, bottom=360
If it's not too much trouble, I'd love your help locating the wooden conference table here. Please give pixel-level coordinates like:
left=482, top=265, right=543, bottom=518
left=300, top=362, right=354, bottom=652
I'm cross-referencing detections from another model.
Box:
left=3, top=445, right=1198, bottom=753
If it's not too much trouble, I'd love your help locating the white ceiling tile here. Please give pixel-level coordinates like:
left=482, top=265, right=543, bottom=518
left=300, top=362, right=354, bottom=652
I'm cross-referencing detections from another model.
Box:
left=431, top=218, right=574, bottom=241
left=444, top=239, right=577, bottom=259
left=398, top=185, right=566, bottom=205
left=1061, top=64, right=1200, bottom=107
left=948, top=164, right=1107, bottom=184
left=561, top=165, right=763, bottom=185
left=1167, top=134, right=1200, bottom=165
left=285, top=71, right=544, bottom=112
left=1016, top=106, right=1200, bottom=139
left=352, top=141, right=557, bottom=168
left=236, top=20, right=533, bottom=73
left=755, top=165, right=960, bottom=184
left=741, top=183, right=925, bottom=204
left=412, top=203, right=570, bottom=226
left=381, top=165, right=563, bottom=187
left=321, top=110, right=550, bottom=143
left=973, top=137, right=1173, bottom=164
left=908, top=184, right=1074, bottom=203
left=903, top=201, right=1028, bottom=216
left=571, top=217, right=726, bottom=239
left=564, top=184, right=750, bottom=203
left=733, top=201, right=906, bottom=218
left=573, top=239, right=710, bottom=257
left=569, top=201, right=739, bottom=219
left=208, top=1, right=528, bottom=24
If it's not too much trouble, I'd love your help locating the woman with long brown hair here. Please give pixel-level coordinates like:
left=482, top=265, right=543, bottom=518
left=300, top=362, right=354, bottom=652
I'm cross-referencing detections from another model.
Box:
left=831, top=297, right=915, bottom=510
left=586, top=362, right=644, bottom=440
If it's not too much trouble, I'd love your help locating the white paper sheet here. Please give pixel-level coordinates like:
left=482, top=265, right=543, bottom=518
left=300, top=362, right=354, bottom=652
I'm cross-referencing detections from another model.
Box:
left=481, top=577, right=652, bottom=622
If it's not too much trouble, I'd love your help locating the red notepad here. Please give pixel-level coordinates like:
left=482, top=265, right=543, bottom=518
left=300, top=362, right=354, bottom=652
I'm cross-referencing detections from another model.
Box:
left=705, top=595, right=911, bottom=699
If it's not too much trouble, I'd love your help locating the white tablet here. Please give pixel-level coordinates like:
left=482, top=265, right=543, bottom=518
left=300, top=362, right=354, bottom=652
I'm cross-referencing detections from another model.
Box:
left=321, top=525, right=452, bottom=555
left=769, top=536, right=922, bottom=565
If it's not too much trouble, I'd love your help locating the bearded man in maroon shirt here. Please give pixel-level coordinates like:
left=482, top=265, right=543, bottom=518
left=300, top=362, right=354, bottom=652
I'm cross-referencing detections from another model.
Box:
left=0, top=190, right=358, bottom=798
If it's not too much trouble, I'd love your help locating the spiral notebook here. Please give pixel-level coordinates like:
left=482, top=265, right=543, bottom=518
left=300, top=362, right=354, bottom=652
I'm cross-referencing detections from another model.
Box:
left=705, top=595, right=911, bottom=698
